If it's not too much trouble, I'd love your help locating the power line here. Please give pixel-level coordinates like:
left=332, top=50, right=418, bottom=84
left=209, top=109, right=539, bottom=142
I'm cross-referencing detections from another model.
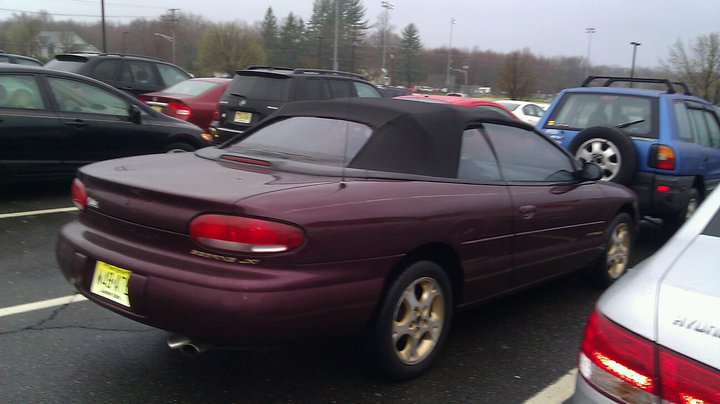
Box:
left=0, top=7, right=157, bottom=19
left=36, top=0, right=168, bottom=10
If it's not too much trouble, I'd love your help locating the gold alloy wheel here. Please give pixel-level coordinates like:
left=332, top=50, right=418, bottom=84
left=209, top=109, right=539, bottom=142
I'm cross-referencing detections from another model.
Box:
left=606, top=222, right=631, bottom=279
left=392, top=277, right=445, bottom=365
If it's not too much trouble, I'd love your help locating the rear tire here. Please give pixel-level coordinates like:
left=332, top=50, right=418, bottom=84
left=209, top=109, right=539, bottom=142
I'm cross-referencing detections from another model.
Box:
left=367, top=261, right=453, bottom=381
left=587, top=213, right=634, bottom=288
left=663, top=187, right=702, bottom=230
left=568, top=127, right=636, bottom=185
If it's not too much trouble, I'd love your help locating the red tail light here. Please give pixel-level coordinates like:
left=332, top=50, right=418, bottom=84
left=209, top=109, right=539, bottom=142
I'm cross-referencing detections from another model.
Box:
left=71, top=179, right=87, bottom=211
left=650, top=144, right=676, bottom=170
left=212, top=110, right=220, bottom=121
left=189, top=214, right=304, bottom=254
left=579, top=309, right=720, bottom=403
left=168, top=100, right=192, bottom=119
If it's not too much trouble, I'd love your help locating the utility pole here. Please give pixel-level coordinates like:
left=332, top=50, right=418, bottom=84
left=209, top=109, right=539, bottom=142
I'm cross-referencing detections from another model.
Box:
left=168, top=8, right=179, bottom=64
left=332, top=0, right=339, bottom=71
left=101, top=0, right=107, bottom=52
left=445, top=18, right=456, bottom=90
left=584, top=27, right=595, bottom=77
left=381, top=1, right=395, bottom=84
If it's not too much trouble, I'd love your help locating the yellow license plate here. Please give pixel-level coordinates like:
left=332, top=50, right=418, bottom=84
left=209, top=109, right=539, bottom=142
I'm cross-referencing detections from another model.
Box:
left=151, top=105, right=163, bottom=112
left=233, top=111, right=252, bottom=123
left=91, top=261, right=131, bottom=307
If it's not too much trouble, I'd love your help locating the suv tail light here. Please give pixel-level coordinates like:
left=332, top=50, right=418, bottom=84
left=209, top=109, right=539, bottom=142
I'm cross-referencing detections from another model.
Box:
left=579, top=309, right=720, bottom=403
left=71, top=179, right=87, bottom=211
left=189, top=214, right=304, bottom=254
left=649, top=144, right=676, bottom=170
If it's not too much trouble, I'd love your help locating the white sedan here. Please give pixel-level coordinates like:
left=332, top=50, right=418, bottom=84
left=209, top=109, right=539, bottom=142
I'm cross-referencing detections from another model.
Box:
left=495, top=100, right=546, bottom=125
left=572, top=187, right=720, bottom=402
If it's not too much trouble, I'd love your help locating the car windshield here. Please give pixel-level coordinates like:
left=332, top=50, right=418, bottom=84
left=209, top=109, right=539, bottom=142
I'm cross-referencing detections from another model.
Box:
left=162, top=80, right=218, bottom=96
left=228, top=73, right=292, bottom=101
left=545, top=92, right=656, bottom=137
left=224, top=116, right=373, bottom=166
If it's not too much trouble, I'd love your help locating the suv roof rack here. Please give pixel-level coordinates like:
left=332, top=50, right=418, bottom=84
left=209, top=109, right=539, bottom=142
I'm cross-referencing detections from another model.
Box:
left=581, top=76, right=692, bottom=95
left=243, top=65, right=365, bottom=80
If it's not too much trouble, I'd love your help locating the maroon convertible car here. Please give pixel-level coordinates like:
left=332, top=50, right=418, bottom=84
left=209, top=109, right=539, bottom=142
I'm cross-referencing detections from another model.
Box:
left=57, top=98, right=638, bottom=380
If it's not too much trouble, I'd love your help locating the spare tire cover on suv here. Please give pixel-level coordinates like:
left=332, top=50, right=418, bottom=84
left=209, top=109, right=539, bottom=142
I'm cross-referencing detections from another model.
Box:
left=568, top=126, right=636, bottom=185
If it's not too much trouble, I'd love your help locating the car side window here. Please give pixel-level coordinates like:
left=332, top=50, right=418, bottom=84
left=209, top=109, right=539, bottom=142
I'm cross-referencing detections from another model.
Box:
left=91, top=60, right=117, bottom=81
left=123, top=61, right=159, bottom=86
left=0, top=74, right=45, bottom=110
left=688, top=106, right=712, bottom=147
left=47, top=77, right=130, bottom=117
left=157, top=63, right=189, bottom=87
left=328, top=79, right=352, bottom=98
left=704, top=110, right=720, bottom=147
left=354, top=82, right=382, bottom=98
left=483, top=123, right=575, bottom=182
left=304, top=78, right=330, bottom=100
left=457, top=128, right=501, bottom=181
left=674, top=102, right=694, bottom=141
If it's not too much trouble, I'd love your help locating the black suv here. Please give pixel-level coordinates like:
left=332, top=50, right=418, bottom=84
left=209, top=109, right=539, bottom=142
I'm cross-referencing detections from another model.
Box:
left=45, top=53, right=192, bottom=97
left=0, top=51, right=43, bottom=66
left=0, top=65, right=212, bottom=182
left=211, top=66, right=382, bottom=142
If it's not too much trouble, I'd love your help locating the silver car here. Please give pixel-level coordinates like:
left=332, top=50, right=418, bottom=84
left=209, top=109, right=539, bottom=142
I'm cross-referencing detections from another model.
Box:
left=572, top=187, right=720, bottom=403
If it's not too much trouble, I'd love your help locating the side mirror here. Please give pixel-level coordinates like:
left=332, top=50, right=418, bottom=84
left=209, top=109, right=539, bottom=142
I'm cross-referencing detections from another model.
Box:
left=580, top=162, right=603, bottom=181
left=129, top=104, right=142, bottom=124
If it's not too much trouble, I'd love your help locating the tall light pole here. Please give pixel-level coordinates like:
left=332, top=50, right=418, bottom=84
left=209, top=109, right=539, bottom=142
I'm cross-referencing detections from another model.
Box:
left=445, top=18, right=456, bottom=90
left=154, top=33, right=175, bottom=63
left=630, top=41, right=641, bottom=80
left=332, top=0, right=339, bottom=71
left=381, top=1, right=395, bottom=84
left=584, top=27, right=595, bottom=77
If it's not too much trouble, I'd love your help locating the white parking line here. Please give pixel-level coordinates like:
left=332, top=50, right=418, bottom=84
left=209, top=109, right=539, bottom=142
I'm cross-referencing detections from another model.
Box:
left=0, top=294, right=88, bottom=317
left=0, top=207, right=77, bottom=219
left=523, top=368, right=577, bottom=403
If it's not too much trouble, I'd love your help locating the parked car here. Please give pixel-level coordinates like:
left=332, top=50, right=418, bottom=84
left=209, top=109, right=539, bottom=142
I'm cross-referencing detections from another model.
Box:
left=495, top=100, right=546, bottom=125
left=45, top=53, right=192, bottom=97
left=0, top=65, right=213, bottom=182
left=572, top=187, right=720, bottom=403
left=0, top=51, right=43, bottom=66
left=57, top=98, right=638, bottom=380
left=396, top=94, right=519, bottom=120
left=139, top=77, right=230, bottom=132
left=210, top=66, right=382, bottom=142
left=537, top=76, right=720, bottom=228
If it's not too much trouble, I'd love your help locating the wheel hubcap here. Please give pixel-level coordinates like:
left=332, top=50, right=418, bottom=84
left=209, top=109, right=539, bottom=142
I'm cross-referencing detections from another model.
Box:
left=392, top=277, right=445, bottom=365
left=606, top=223, right=630, bottom=279
left=686, top=197, right=699, bottom=220
left=575, top=138, right=621, bottom=181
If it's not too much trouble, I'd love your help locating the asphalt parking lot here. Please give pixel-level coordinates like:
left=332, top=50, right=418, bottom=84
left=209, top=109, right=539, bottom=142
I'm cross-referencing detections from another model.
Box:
left=1, top=181, right=673, bottom=403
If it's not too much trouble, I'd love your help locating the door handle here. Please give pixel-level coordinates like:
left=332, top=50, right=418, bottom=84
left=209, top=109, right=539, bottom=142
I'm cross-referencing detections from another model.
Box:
left=519, top=205, right=536, bottom=219
left=65, top=119, right=88, bottom=128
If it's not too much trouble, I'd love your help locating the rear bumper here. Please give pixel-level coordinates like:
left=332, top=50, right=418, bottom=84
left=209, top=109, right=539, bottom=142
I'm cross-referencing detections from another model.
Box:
left=630, top=172, right=695, bottom=217
left=56, top=220, right=387, bottom=346
left=572, top=373, right=615, bottom=403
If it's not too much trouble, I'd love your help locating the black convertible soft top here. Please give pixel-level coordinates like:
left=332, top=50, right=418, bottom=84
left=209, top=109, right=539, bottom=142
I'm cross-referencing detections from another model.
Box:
left=261, top=97, right=514, bottom=178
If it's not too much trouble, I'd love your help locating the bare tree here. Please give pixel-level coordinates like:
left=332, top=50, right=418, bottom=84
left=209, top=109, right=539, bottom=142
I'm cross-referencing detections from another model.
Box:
left=197, top=22, right=266, bottom=76
left=498, top=49, right=536, bottom=100
left=662, top=33, right=720, bottom=103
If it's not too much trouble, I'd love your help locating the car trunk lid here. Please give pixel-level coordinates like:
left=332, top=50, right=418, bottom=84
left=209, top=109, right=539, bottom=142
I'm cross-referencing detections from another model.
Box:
left=77, top=152, right=334, bottom=234
left=657, top=234, right=720, bottom=371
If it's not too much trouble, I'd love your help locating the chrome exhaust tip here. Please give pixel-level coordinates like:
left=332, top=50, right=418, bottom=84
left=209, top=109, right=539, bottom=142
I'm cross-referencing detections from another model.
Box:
left=167, top=335, right=212, bottom=355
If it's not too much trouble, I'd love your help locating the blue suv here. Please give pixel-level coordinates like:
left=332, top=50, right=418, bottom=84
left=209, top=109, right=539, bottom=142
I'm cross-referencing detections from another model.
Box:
left=538, top=76, right=720, bottom=228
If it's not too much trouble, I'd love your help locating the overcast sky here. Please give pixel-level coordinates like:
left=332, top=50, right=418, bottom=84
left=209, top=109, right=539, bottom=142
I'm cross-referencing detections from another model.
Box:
left=2, top=0, right=718, bottom=68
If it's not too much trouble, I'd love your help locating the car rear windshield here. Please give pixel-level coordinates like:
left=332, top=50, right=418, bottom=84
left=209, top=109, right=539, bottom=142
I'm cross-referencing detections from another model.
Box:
left=44, top=59, right=86, bottom=73
left=163, top=80, right=218, bottom=96
left=545, top=92, right=656, bottom=137
left=227, top=73, right=292, bottom=101
left=224, top=117, right=372, bottom=166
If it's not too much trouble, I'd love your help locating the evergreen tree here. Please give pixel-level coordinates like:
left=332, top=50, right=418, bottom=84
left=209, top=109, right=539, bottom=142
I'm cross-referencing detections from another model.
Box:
left=278, top=13, right=307, bottom=67
left=343, top=0, right=369, bottom=73
left=397, top=23, right=423, bottom=86
left=260, top=7, right=280, bottom=65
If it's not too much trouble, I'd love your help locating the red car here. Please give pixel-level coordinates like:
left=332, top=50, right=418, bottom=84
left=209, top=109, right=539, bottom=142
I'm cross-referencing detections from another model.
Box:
left=140, top=78, right=230, bottom=132
left=57, top=98, right=637, bottom=380
left=396, top=94, right=519, bottom=120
